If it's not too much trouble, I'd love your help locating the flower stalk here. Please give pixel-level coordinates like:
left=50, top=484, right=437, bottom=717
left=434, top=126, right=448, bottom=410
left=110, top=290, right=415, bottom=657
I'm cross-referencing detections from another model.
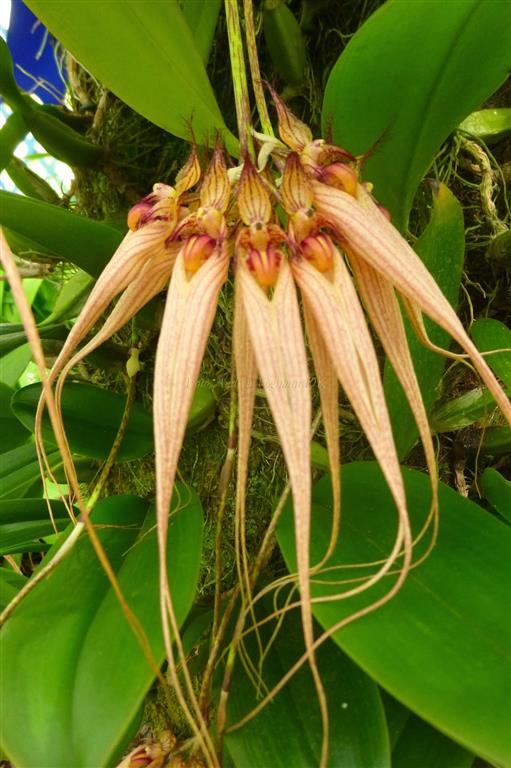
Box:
left=224, top=0, right=254, bottom=157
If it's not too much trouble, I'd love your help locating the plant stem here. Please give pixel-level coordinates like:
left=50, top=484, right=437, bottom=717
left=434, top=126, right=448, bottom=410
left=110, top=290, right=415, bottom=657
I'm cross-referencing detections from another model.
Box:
left=224, top=0, right=254, bottom=157
left=87, top=367, right=137, bottom=508
left=243, top=0, right=274, bottom=137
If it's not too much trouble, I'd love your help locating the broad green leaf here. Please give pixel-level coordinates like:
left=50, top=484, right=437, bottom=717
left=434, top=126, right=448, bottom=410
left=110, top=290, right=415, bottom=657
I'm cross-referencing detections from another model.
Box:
left=487, top=228, right=511, bottom=265
left=6, top=157, right=61, bottom=204
left=479, top=427, right=511, bottom=457
left=0, top=191, right=123, bottom=277
left=482, top=468, right=511, bottom=523
left=383, top=183, right=465, bottom=457
left=431, top=387, right=510, bottom=433
left=0, top=568, right=27, bottom=611
left=277, top=463, right=511, bottom=766
left=12, top=381, right=219, bottom=460
left=0, top=383, right=30, bottom=451
left=311, top=440, right=330, bottom=472
left=0, top=37, right=29, bottom=112
left=0, top=342, right=31, bottom=387
left=26, top=0, right=238, bottom=154
left=0, top=498, right=71, bottom=554
left=393, top=715, right=474, bottom=768
left=0, top=112, right=28, bottom=172
left=12, top=382, right=154, bottom=462
left=471, top=318, right=511, bottom=390
left=380, top=691, right=409, bottom=750
left=0, top=321, right=67, bottom=356
left=225, top=598, right=389, bottom=768
left=22, top=107, right=104, bottom=168
left=2, top=226, right=60, bottom=261
left=39, top=270, right=93, bottom=326
left=0, top=443, right=62, bottom=499
left=322, top=0, right=511, bottom=229
left=263, top=0, right=307, bottom=87
left=187, top=382, right=217, bottom=431
left=459, top=108, right=511, bottom=144
left=182, top=0, right=222, bottom=65
left=0, top=490, right=203, bottom=768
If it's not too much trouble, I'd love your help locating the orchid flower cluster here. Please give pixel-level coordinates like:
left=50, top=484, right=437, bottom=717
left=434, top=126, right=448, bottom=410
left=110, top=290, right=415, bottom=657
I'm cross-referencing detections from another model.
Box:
left=37, top=95, right=511, bottom=758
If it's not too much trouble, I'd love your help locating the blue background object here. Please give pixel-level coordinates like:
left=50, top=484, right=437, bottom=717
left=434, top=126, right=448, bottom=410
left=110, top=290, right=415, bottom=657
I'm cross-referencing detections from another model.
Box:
left=7, top=0, right=66, bottom=104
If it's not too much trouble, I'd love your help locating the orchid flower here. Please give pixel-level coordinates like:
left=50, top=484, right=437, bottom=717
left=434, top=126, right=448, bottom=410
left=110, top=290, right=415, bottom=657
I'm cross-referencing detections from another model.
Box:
left=36, top=92, right=511, bottom=768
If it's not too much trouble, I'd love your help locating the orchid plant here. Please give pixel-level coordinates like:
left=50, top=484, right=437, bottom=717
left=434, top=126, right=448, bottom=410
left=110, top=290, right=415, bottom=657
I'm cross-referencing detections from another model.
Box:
left=1, top=1, right=510, bottom=767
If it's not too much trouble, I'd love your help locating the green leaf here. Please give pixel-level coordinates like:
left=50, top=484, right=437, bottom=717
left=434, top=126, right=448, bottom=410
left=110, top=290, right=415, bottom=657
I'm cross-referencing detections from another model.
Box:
left=459, top=107, right=511, bottom=144
left=431, top=387, right=510, bottom=433
left=186, top=382, right=217, bottom=432
left=182, top=0, right=222, bottom=65
left=11, top=382, right=154, bottom=462
left=0, top=383, right=31, bottom=451
left=0, top=443, right=63, bottom=499
left=0, top=568, right=27, bottom=611
left=0, top=191, right=123, bottom=277
left=383, top=183, right=465, bottom=457
left=39, top=270, right=94, bottom=326
left=0, top=37, right=29, bottom=112
left=22, top=107, right=104, bottom=168
left=482, top=468, right=511, bottom=523
left=277, top=463, right=511, bottom=766
left=0, top=343, right=32, bottom=387
left=6, top=157, right=61, bottom=204
left=0, top=498, right=71, bottom=554
left=311, top=440, right=330, bottom=472
left=479, top=427, right=511, bottom=457
left=0, top=112, right=28, bottom=172
left=12, top=380, right=218, bottom=460
left=471, top=318, right=511, bottom=390
left=0, top=490, right=203, bottom=768
left=0, top=321, right=67, bottom=356
left=322, top=0, right=511, bottom=229
left=393, top=715, right=474, bottom=768
left=380, top=691, right=410, bottom=750
left=487, top=228, right=511, bottom=266
left=26, top=0, right=238, bottom=154
left=263, top=0, right=307, bottom=87
left=225, top=597, right=390, bottom=768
